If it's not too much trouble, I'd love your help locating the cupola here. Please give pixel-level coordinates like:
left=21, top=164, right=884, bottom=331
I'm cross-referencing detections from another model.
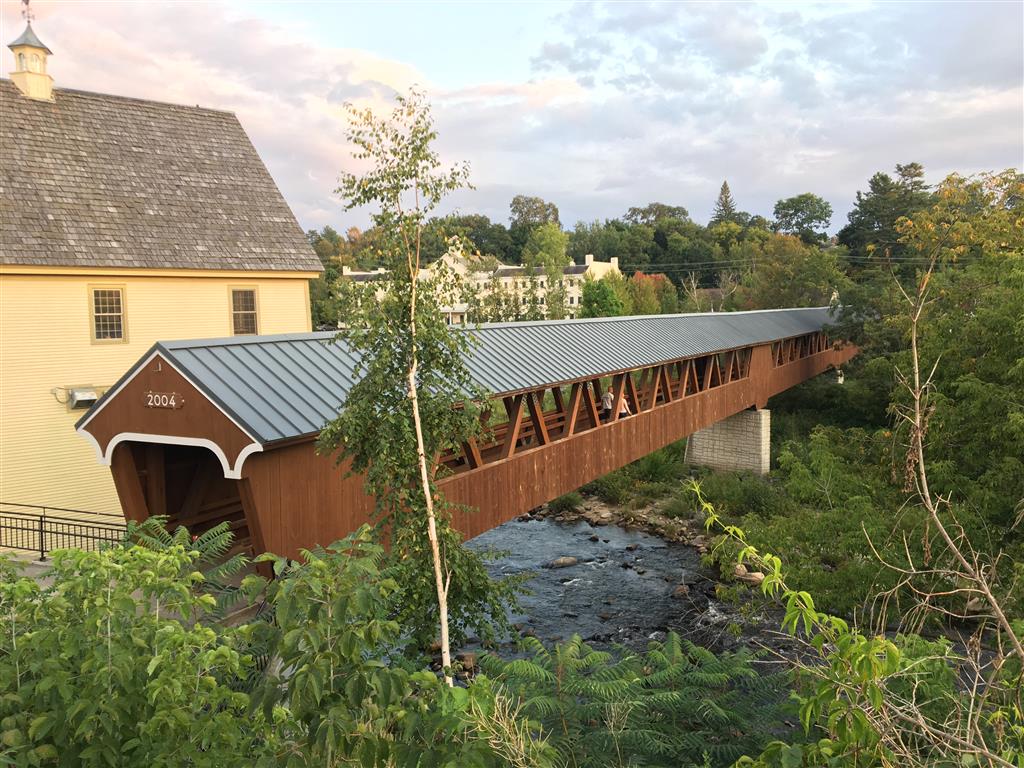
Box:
left=8, top=22, right=53, bottom=101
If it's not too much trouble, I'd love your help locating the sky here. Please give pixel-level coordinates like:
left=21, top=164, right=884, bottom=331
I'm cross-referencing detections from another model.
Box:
left=2, top=0, right=1022, bottom=234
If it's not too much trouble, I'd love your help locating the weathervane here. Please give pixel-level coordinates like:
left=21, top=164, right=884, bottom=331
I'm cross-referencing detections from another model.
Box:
left=21, top=0, right=34, bottom=24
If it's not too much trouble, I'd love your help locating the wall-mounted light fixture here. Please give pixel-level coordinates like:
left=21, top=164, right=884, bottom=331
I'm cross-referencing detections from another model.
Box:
left=51, top=385, right=105, bottom=411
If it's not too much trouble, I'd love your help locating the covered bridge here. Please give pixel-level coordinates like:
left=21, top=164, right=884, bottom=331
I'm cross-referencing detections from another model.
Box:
left=76, top=307, right=856, bottom=558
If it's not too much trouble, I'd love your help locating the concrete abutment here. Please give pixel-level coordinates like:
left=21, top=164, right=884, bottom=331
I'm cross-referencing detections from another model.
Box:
left=684, top=408, right=770, bottom=476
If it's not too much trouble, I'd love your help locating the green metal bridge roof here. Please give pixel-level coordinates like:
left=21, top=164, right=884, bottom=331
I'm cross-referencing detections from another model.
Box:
left=79, top=306, right=838, bottom=445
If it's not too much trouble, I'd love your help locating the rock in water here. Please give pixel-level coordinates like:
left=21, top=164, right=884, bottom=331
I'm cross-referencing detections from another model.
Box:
left=546, top=556, right=578, bottom=569
left=738, top=571, right=765, bottom=586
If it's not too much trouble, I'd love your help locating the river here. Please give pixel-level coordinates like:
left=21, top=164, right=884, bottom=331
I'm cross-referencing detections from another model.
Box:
left=467, top=516, right=757, bottom=654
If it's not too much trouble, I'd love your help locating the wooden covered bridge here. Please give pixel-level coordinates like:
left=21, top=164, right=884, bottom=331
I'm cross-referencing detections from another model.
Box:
left=76, top=308, right=856, bottom=558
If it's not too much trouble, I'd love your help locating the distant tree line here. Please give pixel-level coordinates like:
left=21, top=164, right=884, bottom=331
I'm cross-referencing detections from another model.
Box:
left=309, top=161, right=947, bottom=327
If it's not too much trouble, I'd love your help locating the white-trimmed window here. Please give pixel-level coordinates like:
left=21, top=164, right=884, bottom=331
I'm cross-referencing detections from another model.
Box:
left=231, top=288, right=258, bottom=335
left=90, top=286, right=126, bottom=342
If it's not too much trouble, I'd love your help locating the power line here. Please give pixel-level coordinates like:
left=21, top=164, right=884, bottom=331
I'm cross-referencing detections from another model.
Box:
left=615, top=254, right=981, bottom=272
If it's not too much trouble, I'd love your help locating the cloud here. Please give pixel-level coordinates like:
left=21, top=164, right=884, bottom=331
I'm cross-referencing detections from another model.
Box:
left=526, top=0, right=1023, bottom=225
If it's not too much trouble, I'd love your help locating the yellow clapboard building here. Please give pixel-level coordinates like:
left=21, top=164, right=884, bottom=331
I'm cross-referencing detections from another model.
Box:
left=0, top=23, right=322, bottom=515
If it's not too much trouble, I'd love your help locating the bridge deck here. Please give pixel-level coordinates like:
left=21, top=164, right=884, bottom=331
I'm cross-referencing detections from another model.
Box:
left=76, top=308, right=855, bottom=558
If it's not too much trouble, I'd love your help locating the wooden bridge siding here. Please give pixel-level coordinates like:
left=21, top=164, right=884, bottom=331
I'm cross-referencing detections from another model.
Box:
left=237, top=341, right=855, bottom=557
left=240, top=442, right=376, bottom=561
left=441, top=342, right=853, bottom=540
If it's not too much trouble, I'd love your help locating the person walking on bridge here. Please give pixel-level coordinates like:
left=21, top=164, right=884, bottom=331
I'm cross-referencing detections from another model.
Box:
left=618, top=395, right=632, bottom=419
left=601, top=389, right=614, bottom=421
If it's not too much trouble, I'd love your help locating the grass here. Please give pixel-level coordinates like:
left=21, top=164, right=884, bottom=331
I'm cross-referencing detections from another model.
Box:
left=580, top=439, right=691, bottom=507
left=548, top=491, right=583, bottom=514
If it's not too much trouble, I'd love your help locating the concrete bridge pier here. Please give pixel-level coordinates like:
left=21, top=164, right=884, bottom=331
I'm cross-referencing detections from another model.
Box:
left=684, top=408, right=771, bottom=475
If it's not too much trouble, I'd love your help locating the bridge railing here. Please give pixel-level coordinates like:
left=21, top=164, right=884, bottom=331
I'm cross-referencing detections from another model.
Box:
left=0, top=502, right=127, bottom=561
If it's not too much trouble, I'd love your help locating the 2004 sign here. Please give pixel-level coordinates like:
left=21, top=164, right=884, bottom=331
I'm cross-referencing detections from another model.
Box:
left=143, top=391, right=185, bottom=409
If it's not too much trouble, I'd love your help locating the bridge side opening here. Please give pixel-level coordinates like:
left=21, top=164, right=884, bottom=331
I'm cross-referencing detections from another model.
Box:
left=439, top=346, right=760, bottom=477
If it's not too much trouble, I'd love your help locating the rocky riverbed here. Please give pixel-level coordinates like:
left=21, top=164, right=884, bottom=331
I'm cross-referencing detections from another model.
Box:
left=465, top=500, right=790, bottom=657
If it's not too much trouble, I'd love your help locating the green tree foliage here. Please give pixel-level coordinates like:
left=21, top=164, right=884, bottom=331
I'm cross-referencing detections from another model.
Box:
left=579, top=277, right=625, bottom=318
left=627, top=272, right=679, bottom=315
left=890, top=171, right=1024, bottom=533
left=629, top=272, right=661, bottom=315
left=308, top=272, right=340, bottom=329
left=837, top=162, right=933, bottom=266
left=709, top=181, right=739, bottom=226
left=698, top=427, right=910, bottom=617
left=772, top=193, right=833, bottom=244
left=248, top=530, right=505, bottom=767
left=317, top=90, right=517, bottom=653
left=692, top=483, right=1024, bottom=768
left=0, top=530, right=262, bottom=767
left=482, top=632, right=790, bottom=767
left=307, top=225, right=347, bottom=267
left=703, top=176, right=1023, bottom=618
left=509, top=194, right=560, bottom=260
left=832, top=170, right=1024, bottom=533
left=0, top=525, right=546, bottom=767
left=623, top=202, right=690, bottom=226
left=521, top=222, right=571, bottom=319
left=734, top=234, right=846, bottom=309
left=566, top=219, right=623, bottom=264
left=652, top=217, right=728, bottom=287
left=602, top=271, right=634, bottom=315
left=307, top=226, right=347, bottom=329
left=521, top=221, right=568, bottom=268
left=450, top=213, right=516, bottom=262
left=510, top=194, right=560, bottom=229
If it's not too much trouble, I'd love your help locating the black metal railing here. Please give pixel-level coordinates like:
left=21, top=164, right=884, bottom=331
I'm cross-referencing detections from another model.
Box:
left=0, top=502, right=127, bottom=561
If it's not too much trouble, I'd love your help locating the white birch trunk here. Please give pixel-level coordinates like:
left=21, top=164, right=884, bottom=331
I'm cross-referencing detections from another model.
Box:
left=406, top=263, right=454, bottom=686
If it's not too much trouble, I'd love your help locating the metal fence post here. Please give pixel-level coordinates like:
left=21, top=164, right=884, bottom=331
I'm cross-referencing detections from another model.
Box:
left=38, top=508, right=46, bottom=561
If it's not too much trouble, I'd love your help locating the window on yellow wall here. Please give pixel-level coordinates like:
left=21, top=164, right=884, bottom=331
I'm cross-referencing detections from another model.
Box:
left=91, top=287, right=126, bottom=342
left=231, top=288, right=258, bottom=335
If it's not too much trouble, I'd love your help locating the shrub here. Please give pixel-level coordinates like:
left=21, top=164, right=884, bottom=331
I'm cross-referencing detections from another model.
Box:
left=0, top=523, right=523, bottom=767
left=548, top=491, right=583, bottom=514
left=661, top=494, right=695, bottom=519
left=627, top=447, right=682, bottom=485
left=0, top=530, right=262, bottom=767
left=581, top=440, right=689, bottom=508
left=698, top=471, right=794, bottom=519
left=583, top=472, right=633, bottom=505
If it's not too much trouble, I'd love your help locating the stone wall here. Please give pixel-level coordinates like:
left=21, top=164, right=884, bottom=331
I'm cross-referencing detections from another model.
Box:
left=684, top=408, right=770, bottom=475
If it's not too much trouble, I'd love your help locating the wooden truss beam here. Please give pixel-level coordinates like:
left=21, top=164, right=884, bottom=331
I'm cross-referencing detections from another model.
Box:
left=501, top=394, right=525, bottom=459
left=526, top=392, right=550, bottom=446
left=441, top=344, right=763, bottom=475
left=565, top=382, right=584, bottom=436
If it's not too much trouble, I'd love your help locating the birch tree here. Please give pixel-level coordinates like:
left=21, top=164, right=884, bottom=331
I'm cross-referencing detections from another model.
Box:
left=319, top=90, right=514, bottom=682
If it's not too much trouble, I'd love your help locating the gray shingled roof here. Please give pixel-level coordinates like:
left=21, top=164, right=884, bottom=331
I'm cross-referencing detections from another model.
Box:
left=0, top=80, right=321, bottom=272
left=79, top=306, right=838, bottom=445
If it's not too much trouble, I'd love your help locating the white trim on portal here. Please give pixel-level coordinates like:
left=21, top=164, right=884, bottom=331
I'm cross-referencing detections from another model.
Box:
left=75, top=348, right=261, bottom=445
left=78, top=429, right=264, bottom=480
